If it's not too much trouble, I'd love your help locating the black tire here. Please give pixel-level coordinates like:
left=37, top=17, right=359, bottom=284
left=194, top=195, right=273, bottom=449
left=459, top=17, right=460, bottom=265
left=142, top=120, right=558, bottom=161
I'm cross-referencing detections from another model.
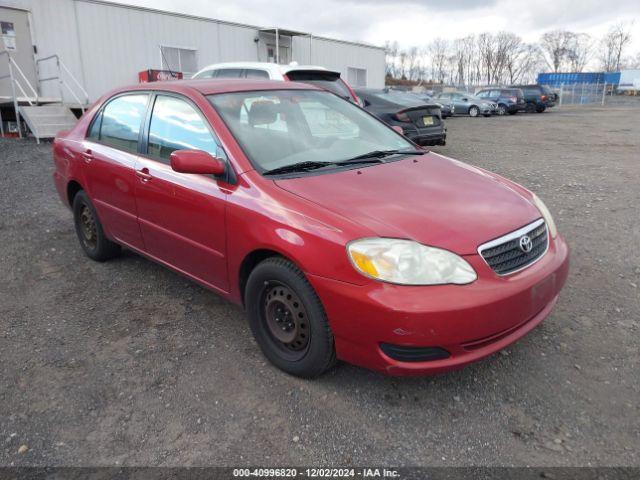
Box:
left=536, top=105, right=546, bottom=113
left=73, top=190, right=121, bottom=261
left=245, top=257, right=336, bottom=378
left=497, top=104, right=507, bottom=115
left=468, top=105, right=480, bottom=117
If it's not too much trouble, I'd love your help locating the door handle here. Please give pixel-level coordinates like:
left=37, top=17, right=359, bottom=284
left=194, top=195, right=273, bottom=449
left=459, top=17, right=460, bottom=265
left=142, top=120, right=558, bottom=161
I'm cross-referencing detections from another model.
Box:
left=136, top=168, right=152, bottom=182
left=81, top=150, right=93, bottom=163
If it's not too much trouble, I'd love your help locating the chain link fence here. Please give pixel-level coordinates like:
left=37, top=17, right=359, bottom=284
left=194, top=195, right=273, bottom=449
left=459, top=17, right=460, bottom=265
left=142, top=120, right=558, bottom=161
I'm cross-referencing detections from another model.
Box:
left=552, top=83, right=608, bottom=106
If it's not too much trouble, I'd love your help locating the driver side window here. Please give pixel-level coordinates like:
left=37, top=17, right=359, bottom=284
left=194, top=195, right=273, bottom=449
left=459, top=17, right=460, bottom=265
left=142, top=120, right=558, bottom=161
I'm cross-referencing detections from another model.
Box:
left=147, top=95, right=227, bottom=163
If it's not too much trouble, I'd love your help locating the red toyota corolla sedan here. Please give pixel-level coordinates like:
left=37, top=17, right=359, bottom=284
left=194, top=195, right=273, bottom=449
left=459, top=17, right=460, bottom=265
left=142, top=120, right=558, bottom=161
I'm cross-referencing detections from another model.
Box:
left=52, top=79, right=569, bottom=378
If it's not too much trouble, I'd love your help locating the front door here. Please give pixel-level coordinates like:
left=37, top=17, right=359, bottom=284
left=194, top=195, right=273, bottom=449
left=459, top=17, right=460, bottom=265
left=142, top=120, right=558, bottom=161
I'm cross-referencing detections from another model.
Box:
left=134, top=93, right=229, bottom=292
left=0, top=7, right=37, bottom=99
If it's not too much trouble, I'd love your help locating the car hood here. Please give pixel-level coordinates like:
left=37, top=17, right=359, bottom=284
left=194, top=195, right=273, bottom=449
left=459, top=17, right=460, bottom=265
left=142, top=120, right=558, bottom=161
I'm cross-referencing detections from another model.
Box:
left=274, top=153, right=541, bottom=255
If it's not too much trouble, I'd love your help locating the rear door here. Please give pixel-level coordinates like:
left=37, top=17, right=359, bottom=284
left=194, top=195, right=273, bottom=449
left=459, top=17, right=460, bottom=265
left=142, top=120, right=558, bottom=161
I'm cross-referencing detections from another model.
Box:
left=134, top=93, right=229, bottom=291
left=81, top=93, right=149, bottom=250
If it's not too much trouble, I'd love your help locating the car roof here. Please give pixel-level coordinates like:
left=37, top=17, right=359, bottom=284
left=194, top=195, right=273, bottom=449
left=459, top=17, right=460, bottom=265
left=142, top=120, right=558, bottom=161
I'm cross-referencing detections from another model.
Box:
left=193, top=62, right=334, bottom=77
left=104, top=79, right=320, bottom=97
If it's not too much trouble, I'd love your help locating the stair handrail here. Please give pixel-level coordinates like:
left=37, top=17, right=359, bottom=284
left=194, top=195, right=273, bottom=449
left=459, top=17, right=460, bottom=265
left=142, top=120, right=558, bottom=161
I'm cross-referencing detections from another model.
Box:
left=9, top=56, right=39, bottom=103
left=36, top=54, right=89, bottom=112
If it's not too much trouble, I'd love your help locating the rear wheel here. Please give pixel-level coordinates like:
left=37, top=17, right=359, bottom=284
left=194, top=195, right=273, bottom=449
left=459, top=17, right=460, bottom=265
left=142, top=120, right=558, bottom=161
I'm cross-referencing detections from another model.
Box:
left=468, top=106, right=480, bottom=117
left=525, top=102, right=536, bottom=113
left=245, top=257, right=336, bottom=378
left=497, top=104, right=507, bottom=115
left=73, top=190, right=120, bottom=261
left=536, top=105, right=546, bottom=113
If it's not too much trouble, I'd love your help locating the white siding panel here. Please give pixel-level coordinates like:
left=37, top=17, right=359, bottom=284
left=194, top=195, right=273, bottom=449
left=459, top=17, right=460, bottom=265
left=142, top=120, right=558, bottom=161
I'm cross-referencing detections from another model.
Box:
left=2, top=0, right=385, bottom=102
left=292, top=36, right=385, bottom=88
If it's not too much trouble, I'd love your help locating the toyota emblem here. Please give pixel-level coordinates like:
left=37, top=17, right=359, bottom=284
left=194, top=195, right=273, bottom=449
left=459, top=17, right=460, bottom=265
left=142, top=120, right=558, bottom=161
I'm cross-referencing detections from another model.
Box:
left=519, top=235, right=533, bottom=253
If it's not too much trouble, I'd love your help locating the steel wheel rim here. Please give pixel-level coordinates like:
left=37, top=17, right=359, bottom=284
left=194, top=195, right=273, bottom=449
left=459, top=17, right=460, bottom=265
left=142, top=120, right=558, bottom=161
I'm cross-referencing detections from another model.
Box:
left=469, top=107, right=478, bottom=117
left=79, top=205, right=97, bottom=249
left=262, top=282, right=310, bottom=357
left=498, top=106, right=506, bottom=115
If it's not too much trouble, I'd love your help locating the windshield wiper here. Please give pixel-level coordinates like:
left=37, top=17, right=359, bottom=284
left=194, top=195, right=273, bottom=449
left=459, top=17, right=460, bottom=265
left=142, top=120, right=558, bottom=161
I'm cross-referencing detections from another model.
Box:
left=262, top=149, right=426, bottom=175
left=262, top=161, right=333, bottom=176
left=337, top=149, right=426, bottom=164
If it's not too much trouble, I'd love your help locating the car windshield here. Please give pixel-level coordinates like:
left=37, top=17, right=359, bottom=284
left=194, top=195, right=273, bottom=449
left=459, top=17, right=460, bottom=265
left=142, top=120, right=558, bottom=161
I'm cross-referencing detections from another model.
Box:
left=208, top=89, right=413, bottom=174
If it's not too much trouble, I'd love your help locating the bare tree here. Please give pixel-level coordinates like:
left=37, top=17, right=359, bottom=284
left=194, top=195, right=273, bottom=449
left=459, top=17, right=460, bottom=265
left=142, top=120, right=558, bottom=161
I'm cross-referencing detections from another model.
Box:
left=599, top=22, right=633, bottom=71
left=427, top=38, right=449, bottom=83
left=406, top=46, right=420, bottom=81
left=477, top=33, right=497, bottom=84
left=540, top=30, right=575, bottom=72
left=384, top=40, right=399, bottom=78
left=566, top=33, right=592, bottom=72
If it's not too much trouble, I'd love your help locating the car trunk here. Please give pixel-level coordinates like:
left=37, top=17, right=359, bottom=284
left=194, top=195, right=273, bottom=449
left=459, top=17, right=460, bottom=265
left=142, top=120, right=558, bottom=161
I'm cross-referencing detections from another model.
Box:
left=399, top=105, right=442, bottom=128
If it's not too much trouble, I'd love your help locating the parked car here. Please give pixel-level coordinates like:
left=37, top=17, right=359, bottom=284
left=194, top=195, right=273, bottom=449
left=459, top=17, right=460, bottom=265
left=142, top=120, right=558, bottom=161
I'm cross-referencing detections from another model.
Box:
left=409, top=92, right=454, bottom=118
left=53, top=79, right=569, bottom=378
left=192, top=61, right=361, bottom=105
left=435, top=92, right=496, bottom=117
left=510, top=84, right=556, bottom=112
left=355, top=88, right=446, bottom=146
left=475, top=88, right=526, bottom=115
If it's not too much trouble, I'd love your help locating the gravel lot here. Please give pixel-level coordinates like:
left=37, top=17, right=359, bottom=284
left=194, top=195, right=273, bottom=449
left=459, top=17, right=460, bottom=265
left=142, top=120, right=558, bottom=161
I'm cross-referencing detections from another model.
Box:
left=1, top=102, right=639, bottom=467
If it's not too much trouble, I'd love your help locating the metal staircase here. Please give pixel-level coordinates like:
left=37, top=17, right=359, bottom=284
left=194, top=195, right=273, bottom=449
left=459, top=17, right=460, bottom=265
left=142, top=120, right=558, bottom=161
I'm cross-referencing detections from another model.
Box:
left=1, top=51, right=89, bottom=143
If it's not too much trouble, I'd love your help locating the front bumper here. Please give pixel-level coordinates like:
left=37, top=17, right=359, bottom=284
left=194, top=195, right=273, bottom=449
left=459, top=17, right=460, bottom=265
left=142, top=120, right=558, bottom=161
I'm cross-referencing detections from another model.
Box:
left=308, top=235, right=569, bottom=375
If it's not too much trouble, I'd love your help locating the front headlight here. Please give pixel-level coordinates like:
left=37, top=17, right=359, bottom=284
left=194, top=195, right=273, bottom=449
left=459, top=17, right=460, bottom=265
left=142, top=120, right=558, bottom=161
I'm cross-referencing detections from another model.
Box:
left=531, top=194, right=558, bottom=238
left=347, top=238, right=477, bottom=285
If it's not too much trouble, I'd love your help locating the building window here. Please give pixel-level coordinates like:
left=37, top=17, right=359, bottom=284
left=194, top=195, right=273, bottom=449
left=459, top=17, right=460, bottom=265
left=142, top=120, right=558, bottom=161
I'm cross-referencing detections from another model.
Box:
left=160, top=46, right=198, bottom=77
left=347, top=67, right=367, bottom=87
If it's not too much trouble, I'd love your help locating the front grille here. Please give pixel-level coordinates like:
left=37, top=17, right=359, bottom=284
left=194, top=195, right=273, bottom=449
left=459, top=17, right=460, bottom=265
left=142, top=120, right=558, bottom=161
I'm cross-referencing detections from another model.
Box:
left=478, top=219, right=548, bottom=275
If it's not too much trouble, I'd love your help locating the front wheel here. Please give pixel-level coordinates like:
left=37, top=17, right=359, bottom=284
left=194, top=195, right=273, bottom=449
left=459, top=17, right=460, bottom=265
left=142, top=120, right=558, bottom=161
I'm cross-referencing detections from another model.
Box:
left=497, top=104, right=507, bottom=115
left=536, top=105, right=546, bottom=113
left=468, top=106, right=480, bottom=117
left=73, top=190, right=121, bottom=261
left=245, top=257, right=336, bottom=378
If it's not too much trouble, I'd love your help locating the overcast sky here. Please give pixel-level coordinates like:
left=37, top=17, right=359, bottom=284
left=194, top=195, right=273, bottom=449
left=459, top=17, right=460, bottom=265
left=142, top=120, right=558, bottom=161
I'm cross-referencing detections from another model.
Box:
left=124, top=0, right=640, bottom=54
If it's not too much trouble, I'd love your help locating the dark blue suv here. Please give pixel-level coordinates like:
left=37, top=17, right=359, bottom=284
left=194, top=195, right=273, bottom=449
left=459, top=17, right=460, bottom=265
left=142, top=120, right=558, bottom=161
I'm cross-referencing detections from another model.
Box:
left=475, top=88, right=526, bottom=115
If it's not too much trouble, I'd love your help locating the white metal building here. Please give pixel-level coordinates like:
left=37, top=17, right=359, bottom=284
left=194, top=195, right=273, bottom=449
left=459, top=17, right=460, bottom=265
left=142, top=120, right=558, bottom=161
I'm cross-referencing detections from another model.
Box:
left=0, top=0, right=385, bottom=139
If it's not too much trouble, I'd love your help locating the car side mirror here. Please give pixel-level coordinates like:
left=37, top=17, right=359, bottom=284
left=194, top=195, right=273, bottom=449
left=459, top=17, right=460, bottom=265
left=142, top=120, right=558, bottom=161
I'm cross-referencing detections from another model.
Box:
left=391, top=125, right=404, bottom=135
left=170, top=149, right=226, bottom=176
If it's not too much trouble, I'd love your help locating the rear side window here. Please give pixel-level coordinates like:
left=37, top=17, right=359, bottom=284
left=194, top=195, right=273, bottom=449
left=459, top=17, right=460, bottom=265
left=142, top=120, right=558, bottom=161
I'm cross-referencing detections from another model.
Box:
left=147, top=95, right=225, bottom=163
left=99, top=94, right=149, bottom=153
left=215, top=69, right=244, bottom=78
left=193, top=69, right=215, bottom=79
left=244, top=69, right=270, bottom=79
